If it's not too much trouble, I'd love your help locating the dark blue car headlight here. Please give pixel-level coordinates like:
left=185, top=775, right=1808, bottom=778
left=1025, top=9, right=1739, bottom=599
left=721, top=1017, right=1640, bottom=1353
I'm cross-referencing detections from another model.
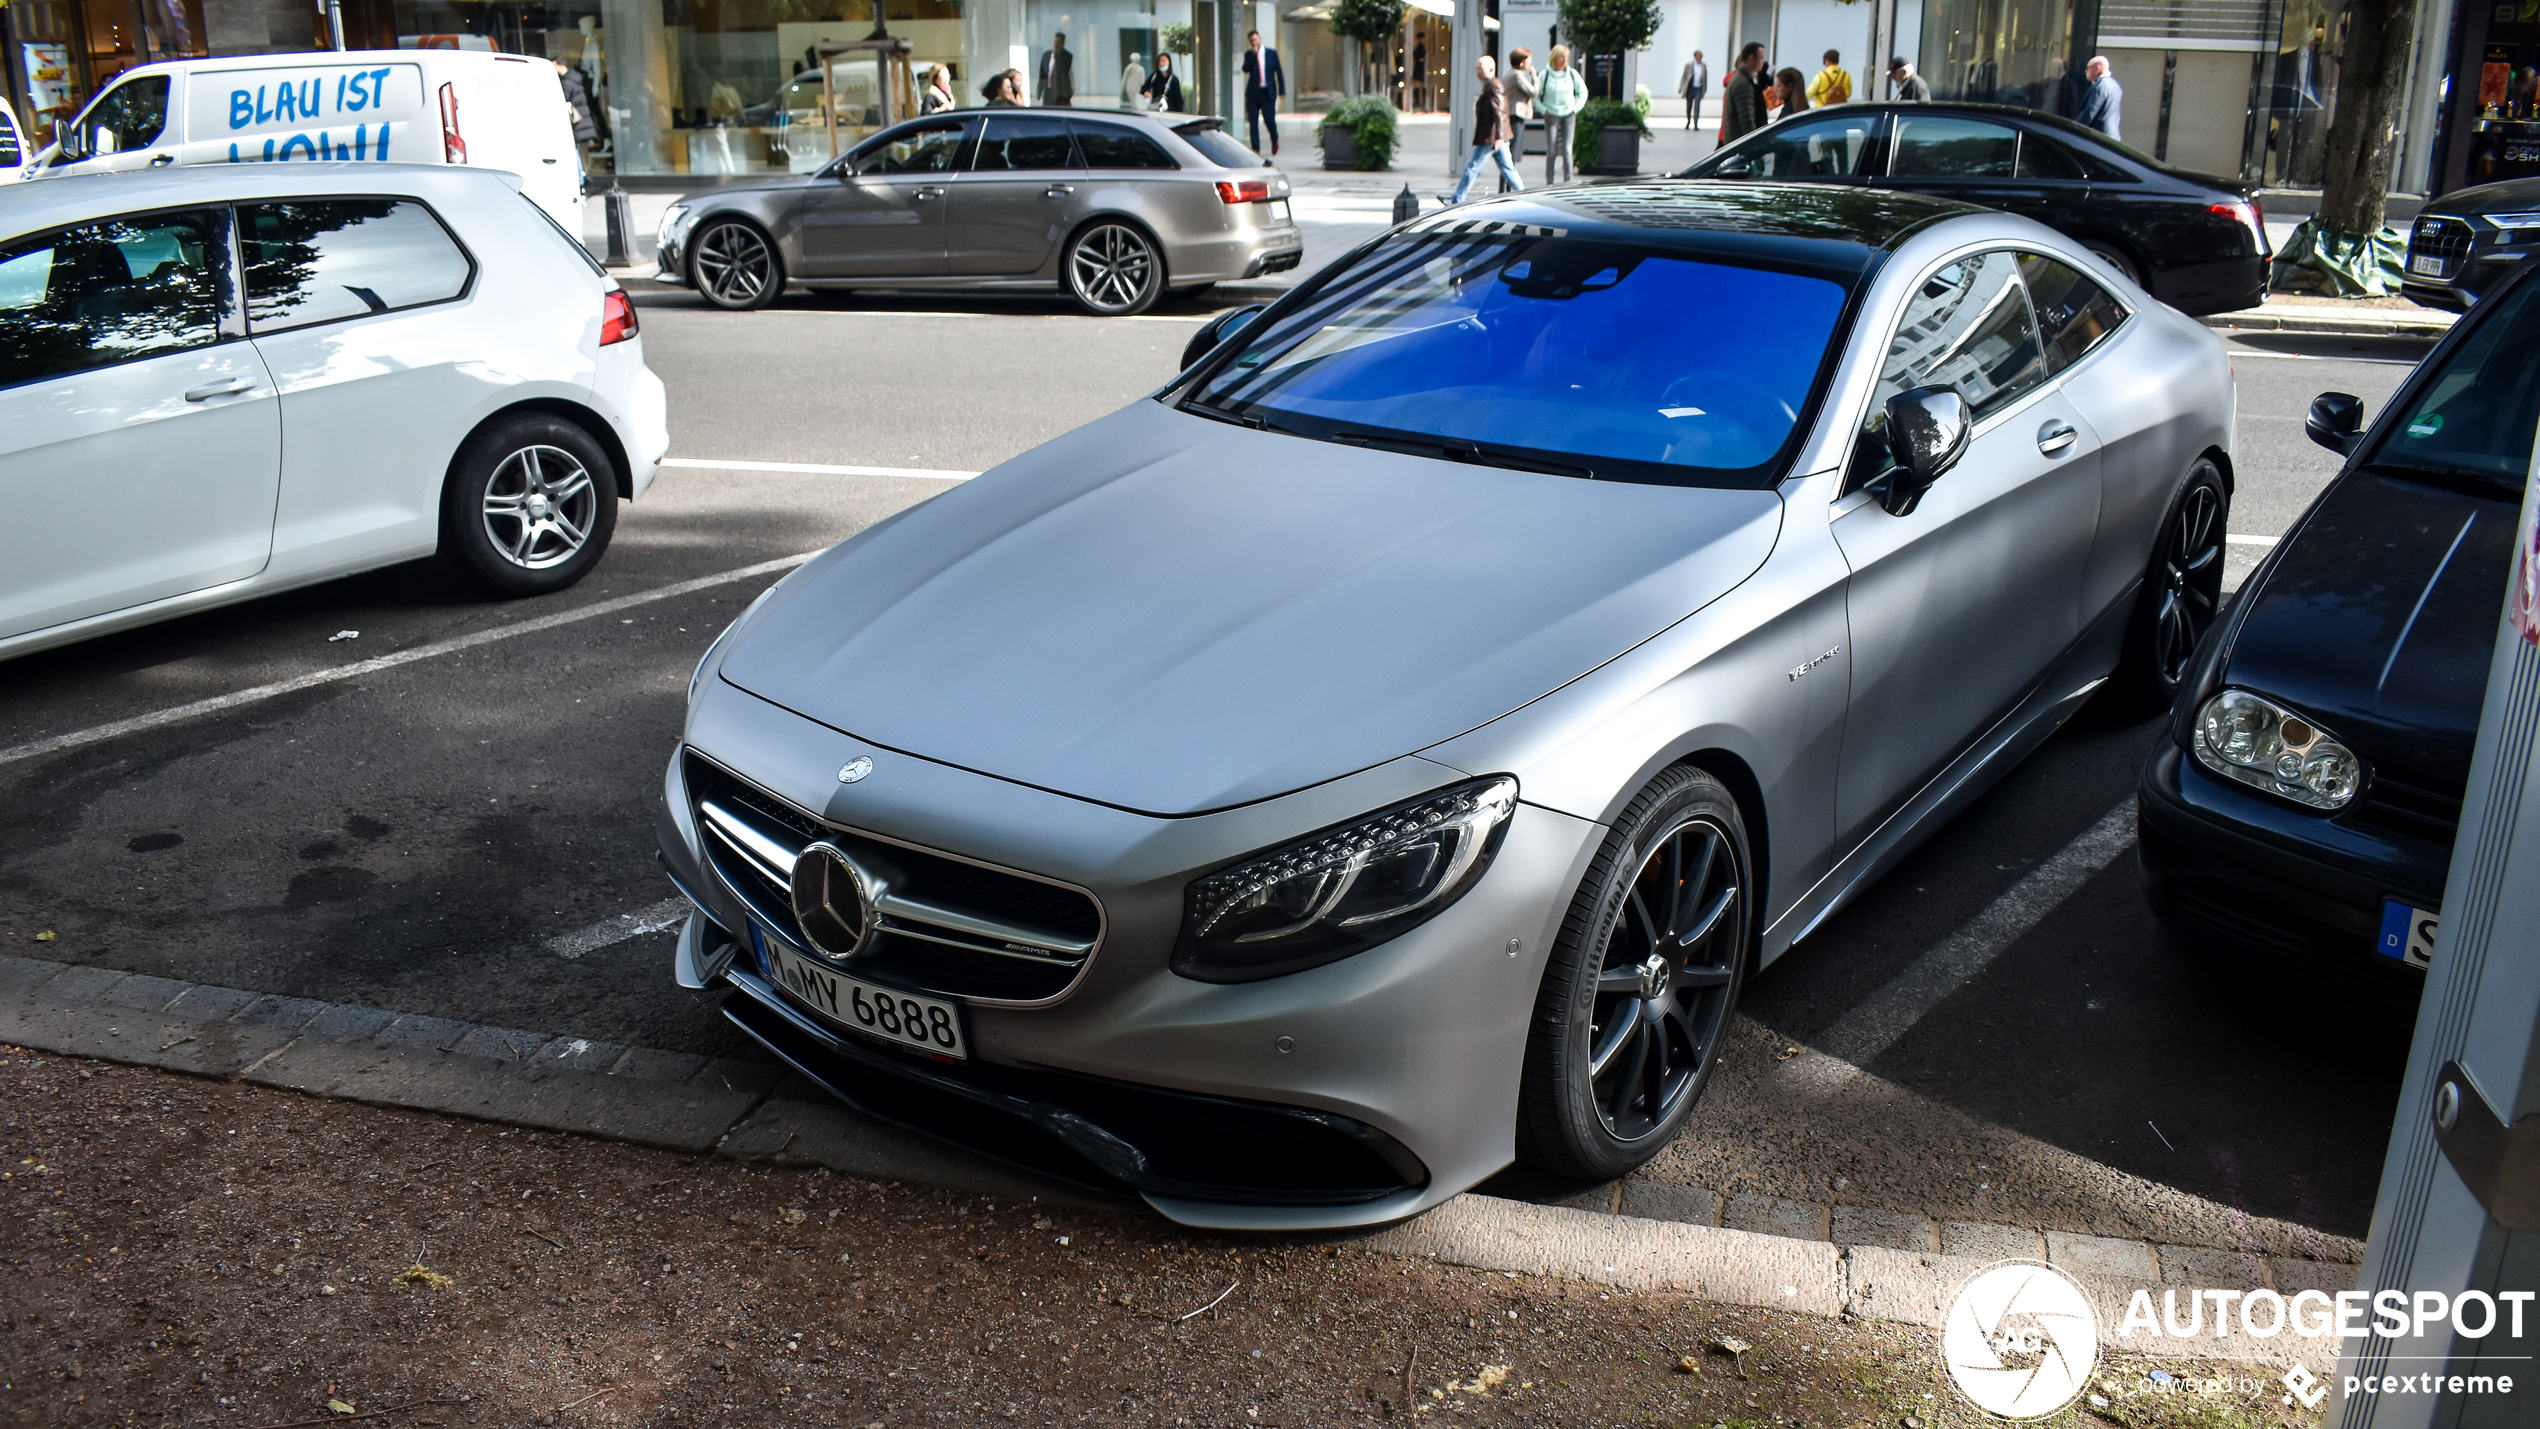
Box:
left=2192, top=689, right=2364, bottom=811
left=1172, top=776, right=1519, bottom=984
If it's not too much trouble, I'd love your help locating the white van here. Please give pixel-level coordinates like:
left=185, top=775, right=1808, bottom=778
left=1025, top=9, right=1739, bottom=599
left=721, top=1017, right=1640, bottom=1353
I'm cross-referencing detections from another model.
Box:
left=27, top=50, right=581, bottom=230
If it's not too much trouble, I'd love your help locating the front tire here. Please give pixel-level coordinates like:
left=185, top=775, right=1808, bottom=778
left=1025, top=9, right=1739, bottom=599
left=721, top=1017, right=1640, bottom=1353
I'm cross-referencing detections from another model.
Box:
left=1516, top=765, right=1751, bottom=1182
left=439, top=413, right=618, bottom=596
left=1063, top=220, right=1164, bottom=315
left=2085, top=239, right=2142, bottom=288
left=691, top=219, right=783, bottom=310
left=2115, top=458, right=2229, bottom=709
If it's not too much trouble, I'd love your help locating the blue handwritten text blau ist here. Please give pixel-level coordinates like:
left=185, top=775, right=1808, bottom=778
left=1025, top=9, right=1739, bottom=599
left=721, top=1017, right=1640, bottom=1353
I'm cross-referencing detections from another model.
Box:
left=227, top=68, right=396, bottom=129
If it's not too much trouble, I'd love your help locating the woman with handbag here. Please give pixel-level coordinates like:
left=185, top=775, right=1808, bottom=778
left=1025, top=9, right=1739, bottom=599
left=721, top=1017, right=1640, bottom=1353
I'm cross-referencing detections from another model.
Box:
left=1143, top=53, right=1186, bottom=112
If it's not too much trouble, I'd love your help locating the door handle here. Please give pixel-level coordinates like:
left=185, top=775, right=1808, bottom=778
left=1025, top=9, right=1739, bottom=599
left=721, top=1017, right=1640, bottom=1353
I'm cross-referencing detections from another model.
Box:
left=183, top=377, right=252, bottom=402
left=148, top=153, right=175, bottom=167
left=913, top=187, right=944, bottom=200
left=2036, top=419, right=2078, bottom=455
left=1044, top=184, right=1075, bottom=198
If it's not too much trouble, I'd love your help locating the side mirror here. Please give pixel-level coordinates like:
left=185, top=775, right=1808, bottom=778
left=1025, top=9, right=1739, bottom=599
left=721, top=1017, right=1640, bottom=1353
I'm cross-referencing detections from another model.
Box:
left=1712, top=153, right=1752, bottom=178
left=1875, top=385, right=1969, bottom=516
left=1180, top=303, right=1267, bottom=371
left=2306, top=391, right=2364, bottom=456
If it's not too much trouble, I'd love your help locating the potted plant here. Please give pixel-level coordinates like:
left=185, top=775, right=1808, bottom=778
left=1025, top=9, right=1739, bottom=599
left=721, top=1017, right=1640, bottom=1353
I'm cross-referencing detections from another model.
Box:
left=1575, top=95, right=1650, bottom=174
left=1316, top=93, right=1399, bottom=170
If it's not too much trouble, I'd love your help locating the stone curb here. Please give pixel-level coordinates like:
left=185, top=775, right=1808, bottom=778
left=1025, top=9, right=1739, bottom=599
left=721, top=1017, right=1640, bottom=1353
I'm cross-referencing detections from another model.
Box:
left=0, top=953, right=2362, bottom=1338
left=2204, top=310, right=2450, bottom=338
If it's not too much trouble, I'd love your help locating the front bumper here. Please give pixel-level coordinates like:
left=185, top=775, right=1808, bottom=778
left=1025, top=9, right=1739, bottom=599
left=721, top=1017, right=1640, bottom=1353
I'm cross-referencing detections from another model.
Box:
left=655, top=676, right=1601, bottom=1228
left=2135, top=741, right=2445, bottom=1012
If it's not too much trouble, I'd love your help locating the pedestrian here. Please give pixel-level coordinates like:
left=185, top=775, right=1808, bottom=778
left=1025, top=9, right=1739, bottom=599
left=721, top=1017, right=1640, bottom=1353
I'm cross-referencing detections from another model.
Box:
left=1775, top=66, right=1809, bottom=118
left=1039, top=33, right=1075, bottom=106
left=1539, top=44, right=1584, bottom=184
left=921, top=63, right=956, bottom=114
left=1445, top=53, right=1523, bottom=204
left=1143, top=52, right=1185, bottom=112
left=2073, top=54, right=2123, bottom=139
left=1887, top=56, right=1929, bottom=101
left=1679, top=49, right=1708, bottom=129
left=1120, top=51, right=1147, bottom=110
left=553, top=57, right=598, bottom=149
left=1243, top=29, right=1285, bottom=156
left=1506, top=46, right=1539, bottom=122
left=982, top=68, right=1024, bottom=105
left=1722, top=41, right=1769, bottom=141
left=1807, top=49, right=1849, bottom=107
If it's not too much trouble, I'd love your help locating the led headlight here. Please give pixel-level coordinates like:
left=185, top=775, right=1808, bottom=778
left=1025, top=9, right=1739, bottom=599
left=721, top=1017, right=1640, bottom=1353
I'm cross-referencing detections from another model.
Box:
left=1172, top=776, right=1519, bottom=983
left=2192, top=689, right=2364, bottom=811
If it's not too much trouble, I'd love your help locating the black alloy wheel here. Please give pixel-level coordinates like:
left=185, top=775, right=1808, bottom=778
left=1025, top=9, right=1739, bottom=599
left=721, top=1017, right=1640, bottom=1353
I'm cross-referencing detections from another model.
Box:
left=1518, top=765, right=1750, bottom=1181
left=1064, top=221, right=1164, bottom=316
left=2085, top=239, right=2142, bottom=287
left=2117, top=458, right=2229, bottom=706
left=692, top=219, right=782, bottom=311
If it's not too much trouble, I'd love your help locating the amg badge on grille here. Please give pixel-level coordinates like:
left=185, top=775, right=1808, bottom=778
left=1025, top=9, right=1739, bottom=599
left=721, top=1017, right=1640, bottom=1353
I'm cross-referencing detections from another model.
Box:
left=790, top=842, right=880, bottom=960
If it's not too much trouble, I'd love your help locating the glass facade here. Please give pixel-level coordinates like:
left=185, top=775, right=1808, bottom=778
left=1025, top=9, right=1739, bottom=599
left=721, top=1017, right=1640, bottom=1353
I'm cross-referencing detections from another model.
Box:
left=1917, top=0, right=2087, bottom=114
left=4, top=0, right=210, bottom=147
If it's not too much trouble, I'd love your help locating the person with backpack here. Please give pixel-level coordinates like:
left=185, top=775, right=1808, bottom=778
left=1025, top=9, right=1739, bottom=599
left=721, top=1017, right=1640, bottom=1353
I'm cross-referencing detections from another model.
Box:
left=1807, top=49, right=1850, bottom=107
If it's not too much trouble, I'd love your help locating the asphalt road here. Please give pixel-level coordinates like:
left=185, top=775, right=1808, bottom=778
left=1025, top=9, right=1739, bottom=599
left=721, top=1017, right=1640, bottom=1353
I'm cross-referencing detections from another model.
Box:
left=0, top=289, right=2431, bottom=1245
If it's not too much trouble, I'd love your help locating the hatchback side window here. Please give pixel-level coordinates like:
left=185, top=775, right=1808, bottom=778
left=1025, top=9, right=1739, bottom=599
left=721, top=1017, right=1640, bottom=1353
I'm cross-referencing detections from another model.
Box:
left=2018, top=252, right=2128, bottom=372
left=240, top=200, right=473, bottom=334
left=973, top=114, right=1079, bottom=170
left=1071, top=121, right=1176, bottom=169
left=1889, top=116, right=2018, bottom=178
left=848, top=119, right=974, bottom=175
left=0, top=209, right=224, bottom=390
left=1727, top=111, right=1878, bottom=178
left=70, top=74, right=170, bottom=158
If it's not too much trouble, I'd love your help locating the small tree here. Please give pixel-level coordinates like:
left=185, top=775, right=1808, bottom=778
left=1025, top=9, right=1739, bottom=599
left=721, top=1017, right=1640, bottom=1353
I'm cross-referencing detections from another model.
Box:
left=1558, top=0, right=1662, bottom=98
left=1330, top=0, right=1406, bottom=95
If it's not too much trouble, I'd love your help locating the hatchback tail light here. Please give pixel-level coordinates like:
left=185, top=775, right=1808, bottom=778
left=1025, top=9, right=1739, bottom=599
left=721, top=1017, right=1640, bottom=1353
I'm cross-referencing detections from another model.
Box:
left=1215, top=179, right=1273, bottom=204
left=600, top=288, right=638, bottom=346
left=439, top=81, right=467, bottom=164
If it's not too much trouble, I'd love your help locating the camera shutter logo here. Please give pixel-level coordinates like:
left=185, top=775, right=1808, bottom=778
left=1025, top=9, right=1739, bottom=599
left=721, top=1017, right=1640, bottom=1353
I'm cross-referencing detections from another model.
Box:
left=1940, top=1260, right=2100, bottom=1419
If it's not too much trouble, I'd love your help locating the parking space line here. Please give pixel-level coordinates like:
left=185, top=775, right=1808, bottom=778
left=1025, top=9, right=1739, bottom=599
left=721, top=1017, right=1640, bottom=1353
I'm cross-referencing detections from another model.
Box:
left=1813, top=800, right=2136, bottom=1068
left=550, top=898, right=692, bottom=958
left=661, top=457, right=978, bottom=480
left=2227, top=535, right=2280, bottom=547
left=0, top=552, right=822, bottom=771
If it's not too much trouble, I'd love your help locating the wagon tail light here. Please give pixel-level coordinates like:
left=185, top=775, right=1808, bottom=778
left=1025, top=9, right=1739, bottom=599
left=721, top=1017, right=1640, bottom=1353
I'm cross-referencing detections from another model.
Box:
left=600, top=288, right=638, bottom=346
left=1215, top=179, right=1274, bottom=204
left=439, top=81, right=467, bottom=164
left=2211, top=199, right=2266, bottom=256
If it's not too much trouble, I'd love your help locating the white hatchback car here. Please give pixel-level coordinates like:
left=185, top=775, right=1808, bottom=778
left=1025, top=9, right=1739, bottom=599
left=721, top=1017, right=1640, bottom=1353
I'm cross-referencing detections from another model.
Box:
left=0, top=163, right=667, bottom=661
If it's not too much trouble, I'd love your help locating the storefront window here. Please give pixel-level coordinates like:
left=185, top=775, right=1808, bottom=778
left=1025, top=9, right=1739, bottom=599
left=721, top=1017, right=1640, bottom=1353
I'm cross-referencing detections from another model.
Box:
left=7, top=0, right=204, bottom=148
left=1021, top=0, right=1156, bottom=108
left=1920, top=0, right=2083, bottom=114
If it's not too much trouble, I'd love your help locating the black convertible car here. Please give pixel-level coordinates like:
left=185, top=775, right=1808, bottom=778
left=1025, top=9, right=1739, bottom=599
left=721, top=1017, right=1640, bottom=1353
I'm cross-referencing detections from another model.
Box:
left=2137, top=258, right=2537, bottom=1012
left=1678, top=101, right=2269, bottom=316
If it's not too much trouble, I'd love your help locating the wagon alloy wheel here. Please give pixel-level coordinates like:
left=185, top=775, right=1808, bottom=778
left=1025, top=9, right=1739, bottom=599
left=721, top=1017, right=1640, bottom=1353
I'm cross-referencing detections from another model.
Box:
left=1518, top=766, right=1752, bottom=1181
left=1587, top=815, right=1744, bottom=1142
left=1066, top=223, right=1162, bottom=316
left=479, top=444, right=598, bottom=571
left=2153, top=479, right=2225, bottom=684
left=694, top=221, right=779, bottom=310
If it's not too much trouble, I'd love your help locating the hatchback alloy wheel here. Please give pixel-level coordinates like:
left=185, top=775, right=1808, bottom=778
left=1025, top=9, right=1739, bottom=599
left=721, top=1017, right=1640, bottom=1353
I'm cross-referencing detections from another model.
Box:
left=439, top=412, right=619, bottom=596
left=480, top=444, right=599, bottom=571
left=1066, top=222, right=1162, bottom=316
left=694, top=220, right=780, bottom=310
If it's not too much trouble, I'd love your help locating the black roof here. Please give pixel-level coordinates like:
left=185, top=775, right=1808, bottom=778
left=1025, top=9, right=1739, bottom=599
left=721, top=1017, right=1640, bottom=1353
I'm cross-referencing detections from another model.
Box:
left=1790, top=99, right=2252, bottom=192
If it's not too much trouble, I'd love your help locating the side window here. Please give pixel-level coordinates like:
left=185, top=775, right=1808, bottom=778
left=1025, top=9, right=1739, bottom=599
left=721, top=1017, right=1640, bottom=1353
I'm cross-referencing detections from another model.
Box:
left=0, top=210, right=224, bottom=389
left=1851, top=251, right=2045, bottom=492
left=2017, top=252, right=2128, bottom=372
left=848, top=119, right=974, bottom=175
left=2013, top=133, right=2083, bottom=180
left=1888, top=116, right=2018, bottom=178
left=1070, top=121, right=1176, bottom=169
left=973, top=114, right=1079, bottom=171
left=1728, top=112, right=1879, bottom=178
left=241, top=200, right=472, bottom=334
left=76, top=75, right=170, bottom=157
left=0, top=107, right=21, bottom=168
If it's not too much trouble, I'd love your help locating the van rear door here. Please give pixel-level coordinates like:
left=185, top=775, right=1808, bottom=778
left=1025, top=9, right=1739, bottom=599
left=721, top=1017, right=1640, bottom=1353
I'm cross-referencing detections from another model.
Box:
left=177, top=59, right=427, bottom=167
left=441, top=56, right=583, bottom=232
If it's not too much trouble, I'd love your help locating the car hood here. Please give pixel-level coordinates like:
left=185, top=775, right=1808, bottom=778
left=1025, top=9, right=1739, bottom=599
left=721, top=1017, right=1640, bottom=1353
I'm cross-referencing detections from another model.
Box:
left=2224, top=468, right=2514, bottom=794
left=2424, top=176, right=2540, bottom=217
left=718, top=401, right=1784, bottom=817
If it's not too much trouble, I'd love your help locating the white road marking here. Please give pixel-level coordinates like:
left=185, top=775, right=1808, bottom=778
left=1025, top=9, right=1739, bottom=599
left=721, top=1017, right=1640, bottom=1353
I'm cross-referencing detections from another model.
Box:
left=550, top=898, right=692, bottom=958
left=1812, top=800, right=2136, bottom=1068
left=2226, top=534, right=2280, bottom=547
left=2223, top=347, right=2420, bottom=365
left=0, top=551, right=822, bottom=770
left=662, top=457, right=978, bottom=480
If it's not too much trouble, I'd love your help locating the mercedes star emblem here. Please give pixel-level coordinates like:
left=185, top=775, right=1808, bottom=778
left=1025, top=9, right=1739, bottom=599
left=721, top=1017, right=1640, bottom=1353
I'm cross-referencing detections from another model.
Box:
left=790, top=842, right=878, bottom=960
left=838, top=755, right=874, bottom=784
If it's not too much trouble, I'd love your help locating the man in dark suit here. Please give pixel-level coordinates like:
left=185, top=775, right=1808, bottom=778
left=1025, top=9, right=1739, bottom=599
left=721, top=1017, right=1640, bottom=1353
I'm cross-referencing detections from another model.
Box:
left=1243, top=29, right=1286, bottom=156
left=1039, top=32, right=1075, bottom=106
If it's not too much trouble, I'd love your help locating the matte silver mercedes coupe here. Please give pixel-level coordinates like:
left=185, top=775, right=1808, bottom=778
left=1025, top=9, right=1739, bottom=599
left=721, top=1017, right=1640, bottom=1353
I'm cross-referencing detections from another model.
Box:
left=653, top=109, right=1301, bottom=316
left=657, top=183, right=2235, bottom=1229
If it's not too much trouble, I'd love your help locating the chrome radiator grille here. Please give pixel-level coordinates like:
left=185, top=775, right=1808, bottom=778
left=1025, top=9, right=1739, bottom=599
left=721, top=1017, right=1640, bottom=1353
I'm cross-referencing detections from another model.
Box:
left=685, top=751, right=1104, bottom=1004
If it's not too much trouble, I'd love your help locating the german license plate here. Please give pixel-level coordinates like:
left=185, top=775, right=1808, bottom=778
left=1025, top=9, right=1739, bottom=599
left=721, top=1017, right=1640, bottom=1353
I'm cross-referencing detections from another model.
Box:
left=2410, top=254, right=2447, bottom=277
left=2378, top=901, right=2439, bottom=970
left=763, top=935, right=968, bottom=1058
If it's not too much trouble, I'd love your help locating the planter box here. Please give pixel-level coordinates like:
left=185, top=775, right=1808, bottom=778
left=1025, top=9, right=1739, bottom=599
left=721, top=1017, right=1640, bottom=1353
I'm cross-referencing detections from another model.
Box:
left=1584, top=124, right=1640, bottom=175
left=1321, top=126, right=1361, bottom=169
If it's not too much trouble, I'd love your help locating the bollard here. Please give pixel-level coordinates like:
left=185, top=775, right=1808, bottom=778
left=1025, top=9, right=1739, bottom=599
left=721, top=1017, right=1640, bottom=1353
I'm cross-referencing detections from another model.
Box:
left=603, top=185, right=635, bottom=268
left=1393, top=184, right=1420, bottom=225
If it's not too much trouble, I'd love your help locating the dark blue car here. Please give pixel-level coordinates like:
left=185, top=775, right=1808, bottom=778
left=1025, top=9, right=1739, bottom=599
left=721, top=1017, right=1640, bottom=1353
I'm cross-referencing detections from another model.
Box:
left=2137, top=261, right=2538, bottom=1013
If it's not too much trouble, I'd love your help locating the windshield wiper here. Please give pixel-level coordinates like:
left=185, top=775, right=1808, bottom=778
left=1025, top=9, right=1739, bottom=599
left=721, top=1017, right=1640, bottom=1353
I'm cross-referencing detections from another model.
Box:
left=1334, top=431, right=1592, bottom=480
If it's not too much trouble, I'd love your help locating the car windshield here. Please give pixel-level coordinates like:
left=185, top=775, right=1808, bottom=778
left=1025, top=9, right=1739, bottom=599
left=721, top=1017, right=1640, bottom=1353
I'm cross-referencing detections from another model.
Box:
left=1183, top=227, right=1851, bottom=487
left=2368, top=271, right=2540, bottom=494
